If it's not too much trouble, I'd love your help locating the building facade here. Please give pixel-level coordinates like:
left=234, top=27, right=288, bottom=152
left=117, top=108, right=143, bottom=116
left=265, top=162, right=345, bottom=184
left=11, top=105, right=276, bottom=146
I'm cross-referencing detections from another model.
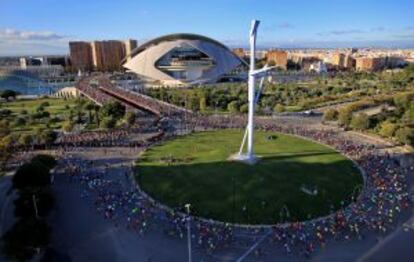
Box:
left=356, top=57, right=385, bottom=71
left=266, top=50, right=288, bottom=69
left=232, top=48, right=246, bottom=59
left=69, top=39, right=137, bottom=72
left=331, top=53, right=346, bottom=68
left=124, top=39, right=138, bottom=62
left=123, top=34, right=246, bottom=86
left=69, top=41, right=93, bottom=71
left=344, top=55, right=356, bottom=70
left=91, top=40, right=126, bottom=71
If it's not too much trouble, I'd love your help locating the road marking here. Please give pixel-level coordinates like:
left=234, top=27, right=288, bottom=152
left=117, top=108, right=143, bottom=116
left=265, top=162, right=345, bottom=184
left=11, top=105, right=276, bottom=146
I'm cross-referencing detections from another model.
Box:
left=236, top=230, right=271, bottom=262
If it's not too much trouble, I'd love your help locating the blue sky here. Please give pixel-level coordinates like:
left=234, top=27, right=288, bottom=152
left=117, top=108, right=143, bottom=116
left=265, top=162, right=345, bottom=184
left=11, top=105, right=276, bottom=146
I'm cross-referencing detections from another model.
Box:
left=0, top=0, right=413, bottom=55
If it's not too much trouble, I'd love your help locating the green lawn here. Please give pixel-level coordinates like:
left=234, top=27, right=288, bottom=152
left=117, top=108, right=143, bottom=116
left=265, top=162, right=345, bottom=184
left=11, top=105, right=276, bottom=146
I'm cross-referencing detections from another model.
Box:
left=1, top=98, right=78, bottom=134
left=136, top=130, right=363, bottom=225
left=3, top=98, right=75, bottom=114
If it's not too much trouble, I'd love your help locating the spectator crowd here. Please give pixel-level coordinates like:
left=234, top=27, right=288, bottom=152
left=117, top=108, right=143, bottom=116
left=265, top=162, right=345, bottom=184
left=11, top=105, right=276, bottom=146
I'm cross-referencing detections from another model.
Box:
left=49, top=114, right=412, bottom=258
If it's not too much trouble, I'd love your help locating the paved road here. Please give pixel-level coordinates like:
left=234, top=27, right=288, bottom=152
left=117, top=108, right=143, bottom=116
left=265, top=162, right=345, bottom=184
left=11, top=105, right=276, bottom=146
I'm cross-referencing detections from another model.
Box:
left=358, top=179, right=414, bottom=262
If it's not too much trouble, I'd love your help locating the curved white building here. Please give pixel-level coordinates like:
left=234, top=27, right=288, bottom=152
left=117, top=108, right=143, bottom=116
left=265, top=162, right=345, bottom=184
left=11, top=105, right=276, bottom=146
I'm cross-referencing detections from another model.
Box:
left=122, top=34, right=246, bottom=86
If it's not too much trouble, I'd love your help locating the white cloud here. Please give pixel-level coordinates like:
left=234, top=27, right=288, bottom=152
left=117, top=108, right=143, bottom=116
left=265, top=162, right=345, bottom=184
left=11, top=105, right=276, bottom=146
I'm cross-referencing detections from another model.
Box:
left=371, top=26, right=386, bottom=32
left=318, top=29, right=365, bottom=36
left=277, top=22, right=294, bottom=29
left=0, top=28, right=65, bottom=41
left=0, top=28, right=69, bottom=55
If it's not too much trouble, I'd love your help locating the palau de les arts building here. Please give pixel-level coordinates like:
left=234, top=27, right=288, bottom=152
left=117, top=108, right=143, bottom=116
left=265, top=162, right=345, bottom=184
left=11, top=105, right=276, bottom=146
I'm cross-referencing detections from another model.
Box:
left=122, top=34, right=247, bottom=86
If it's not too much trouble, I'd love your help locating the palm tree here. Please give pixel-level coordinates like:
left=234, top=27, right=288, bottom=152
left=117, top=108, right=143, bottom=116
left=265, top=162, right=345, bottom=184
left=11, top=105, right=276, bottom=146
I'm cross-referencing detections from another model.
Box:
left=93, top=104, right=100, bottom=126
left=84, top=102, right=95, bottom=124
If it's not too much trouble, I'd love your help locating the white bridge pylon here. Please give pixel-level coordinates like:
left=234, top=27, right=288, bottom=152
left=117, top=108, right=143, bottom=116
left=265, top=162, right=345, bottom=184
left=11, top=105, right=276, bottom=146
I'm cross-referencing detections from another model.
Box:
left=232, top=19, right=275, bottom=165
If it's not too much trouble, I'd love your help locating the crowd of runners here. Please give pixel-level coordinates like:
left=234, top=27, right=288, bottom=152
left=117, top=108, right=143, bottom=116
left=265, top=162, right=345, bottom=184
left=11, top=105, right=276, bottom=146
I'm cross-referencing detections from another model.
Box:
left=47, top=114, right=412, bottom=259
left=76, top=76, right=116, bottom=105
left=94, top=76, right=191, bottom=117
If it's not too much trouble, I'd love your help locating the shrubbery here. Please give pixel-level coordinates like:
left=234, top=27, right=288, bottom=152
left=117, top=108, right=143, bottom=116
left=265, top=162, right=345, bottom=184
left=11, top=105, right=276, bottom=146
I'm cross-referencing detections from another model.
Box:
left=350, top=113, right=370, bottom=130
left=323, top=109, right=338, bottom=121
left=227, top=101, right=239, bottom=113
left=125, top=111, right=136, bottom=127
left=338, top=108, right=352, bottom=127
left=101, top=117, right=116, bottom=129
left=395, top=127, right=414, bottom=146
left=378, top=121, right=398, bottom=137
left=274, top=104, right=285, bottom=113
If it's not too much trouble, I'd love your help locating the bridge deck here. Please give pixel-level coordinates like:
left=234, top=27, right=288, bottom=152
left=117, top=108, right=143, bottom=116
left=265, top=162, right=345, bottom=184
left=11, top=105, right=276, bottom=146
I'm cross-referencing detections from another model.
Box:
left=76, top=75, right=191, bottom=117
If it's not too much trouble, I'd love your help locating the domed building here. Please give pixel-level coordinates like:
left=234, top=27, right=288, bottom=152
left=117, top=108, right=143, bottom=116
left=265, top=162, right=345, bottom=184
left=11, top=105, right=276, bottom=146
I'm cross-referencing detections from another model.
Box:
left=122, top=34, right=246, bottom=87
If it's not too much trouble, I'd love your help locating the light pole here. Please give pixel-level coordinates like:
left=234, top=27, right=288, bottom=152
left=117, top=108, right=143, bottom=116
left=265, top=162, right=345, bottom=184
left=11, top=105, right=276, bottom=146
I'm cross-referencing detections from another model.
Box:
left=32, top=194, right=39, bottom=219
left=185, top=203, right=192, bottom=262
left=232, top=176, right=236, bottom=224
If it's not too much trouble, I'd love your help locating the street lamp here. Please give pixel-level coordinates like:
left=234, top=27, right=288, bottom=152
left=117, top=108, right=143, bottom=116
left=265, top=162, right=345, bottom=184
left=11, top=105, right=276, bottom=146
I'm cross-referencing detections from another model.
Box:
left=185, top=203, right=192, bottom=262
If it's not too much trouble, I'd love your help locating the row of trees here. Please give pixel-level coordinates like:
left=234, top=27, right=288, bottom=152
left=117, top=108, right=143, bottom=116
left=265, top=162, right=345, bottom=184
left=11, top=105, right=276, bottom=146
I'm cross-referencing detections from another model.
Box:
left=148, top=84, right=286, bottom=114
left=2, top=154, right=57, bottom=261
left=0, top=99, right=132, bottom=160
left=0, top=101, right=62, bottom=133
left=0, top=90, right=20, bottom=100
left=323, top=91, right=414, bottom=146
left=62, top=100, right=130, bottom=131
left=0, top=120, right=57, bottom=150
left=147, top=65, right=414, bottom=114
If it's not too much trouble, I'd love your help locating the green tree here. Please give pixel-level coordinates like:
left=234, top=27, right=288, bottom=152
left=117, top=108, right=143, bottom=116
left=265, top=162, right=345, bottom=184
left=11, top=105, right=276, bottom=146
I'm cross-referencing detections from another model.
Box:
left=350, top=113, right=370, bottom=130
left=100, top=101, right=126, bottom=120
left=395, top=127, right=414, bottom=146
left=125, top=111, right=136, bottom=127
left=273, top=104, right=285, bottom=113
left=378, top=120, right=398, bottom=138
left=100, top=117, right=116, bottom=129
left=38, top=130, right=57, bottom=145
left=93, top=104, right=100, bottom=126
left=31, top=155, right=56, bottom=170
left=0, top=109, right=12, bottom=117
left=18, top=134, right=33, bottom=147
left=14, top=117, right=26, bottom=127
left=0, top=89, right=19, bottom=100
left=393, top=92, right=414, bottom=110
left=239, top=104, right=248, bottom=113
left=267, top=60, right=276, bottom=66
left=199, top=96, right=207, bottom=113
left=14, top=190, right=55, bottom=218
left=323, top=109, right=338, bottom=121
left=12, top=161, right=51, bottom=190
left=338, top=108, right=352, bottom=127
left=62, top=121, right=74, bottom=132
left=0, top=135, right=13, bottom=172
left=227, top=101, right=239, bottom=113
left=402, top=102, right=414, bottom=125
left=0, top=120, right=10, bottom=137
left=39, top=101, right=50, bottom=108
left=35, top=104, right=45, bottom=113
left=84, top=102, right=96, bottom=124
left=2, top=218, right=50, bottom=261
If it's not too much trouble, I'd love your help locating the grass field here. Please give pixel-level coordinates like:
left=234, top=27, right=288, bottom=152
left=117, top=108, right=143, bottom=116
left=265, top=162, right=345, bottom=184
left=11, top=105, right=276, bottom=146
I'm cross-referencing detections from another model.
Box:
left=0, top=98, right=78, bottom=134
left=136, top=130, right=363, bottom=225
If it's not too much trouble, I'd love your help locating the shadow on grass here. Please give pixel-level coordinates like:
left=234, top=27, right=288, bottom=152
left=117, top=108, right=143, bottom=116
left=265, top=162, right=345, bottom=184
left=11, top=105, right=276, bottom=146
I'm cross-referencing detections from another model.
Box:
left=136, top=155, right=363, bottom=225
left=139, top=150, right=339, bottom=165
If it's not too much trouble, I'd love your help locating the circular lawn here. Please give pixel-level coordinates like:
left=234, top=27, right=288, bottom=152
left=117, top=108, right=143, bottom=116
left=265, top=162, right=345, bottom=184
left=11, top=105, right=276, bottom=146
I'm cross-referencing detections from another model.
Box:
left=136, top=130, right=363, bottom=225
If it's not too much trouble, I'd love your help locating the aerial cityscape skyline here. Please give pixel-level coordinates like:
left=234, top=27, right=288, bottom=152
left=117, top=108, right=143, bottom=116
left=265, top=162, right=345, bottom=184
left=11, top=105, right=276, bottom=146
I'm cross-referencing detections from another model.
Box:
left=0, top=1, right=413, bottom=260
left=1, top=0, right=414, bottom=55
